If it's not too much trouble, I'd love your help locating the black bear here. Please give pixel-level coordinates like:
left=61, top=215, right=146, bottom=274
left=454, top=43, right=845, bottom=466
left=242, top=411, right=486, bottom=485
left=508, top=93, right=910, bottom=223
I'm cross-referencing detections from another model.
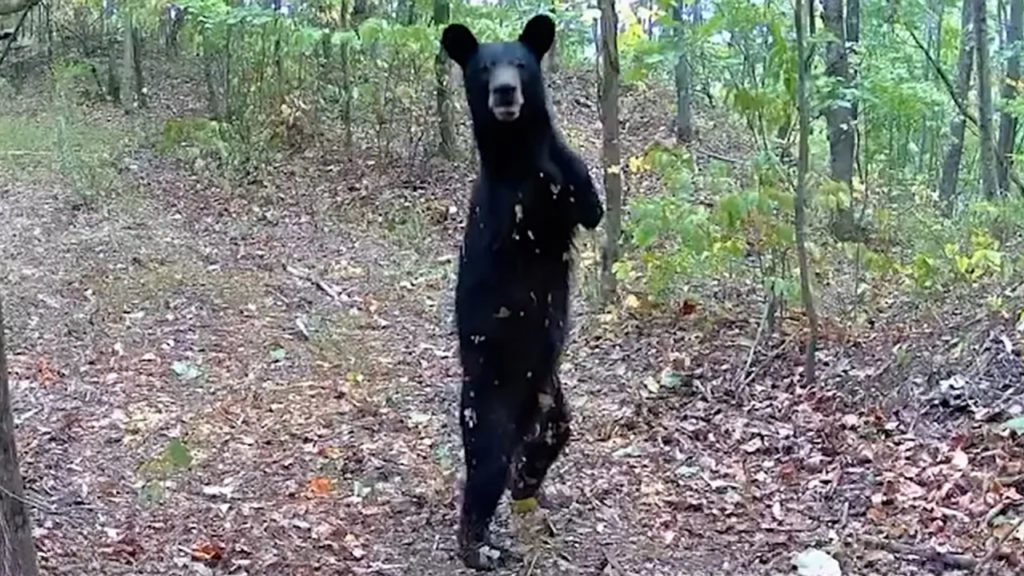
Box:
left=441, top=14, right=604, bottom=571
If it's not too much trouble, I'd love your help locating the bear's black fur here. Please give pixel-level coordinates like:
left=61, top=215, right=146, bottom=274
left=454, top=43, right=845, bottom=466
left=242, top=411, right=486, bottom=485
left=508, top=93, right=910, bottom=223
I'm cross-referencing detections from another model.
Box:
left=441, top=14, right=604, bottom=571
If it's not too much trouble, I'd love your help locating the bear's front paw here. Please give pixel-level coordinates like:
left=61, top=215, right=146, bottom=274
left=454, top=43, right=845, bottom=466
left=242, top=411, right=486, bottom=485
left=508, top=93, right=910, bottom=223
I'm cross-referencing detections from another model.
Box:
left=571, top=183, right=604, bottom=230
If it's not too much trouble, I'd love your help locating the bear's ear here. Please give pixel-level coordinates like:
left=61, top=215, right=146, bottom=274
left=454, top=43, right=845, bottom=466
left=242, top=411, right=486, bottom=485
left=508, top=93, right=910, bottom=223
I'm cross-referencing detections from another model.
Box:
left=441, top=24, right=479, bottom=68
left=519, top=14, right=555, bottom=60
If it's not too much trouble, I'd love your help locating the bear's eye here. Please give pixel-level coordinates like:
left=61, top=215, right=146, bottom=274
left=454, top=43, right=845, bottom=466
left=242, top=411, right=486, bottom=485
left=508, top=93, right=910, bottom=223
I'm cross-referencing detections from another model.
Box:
left=514, top=60, right=525, bottom=69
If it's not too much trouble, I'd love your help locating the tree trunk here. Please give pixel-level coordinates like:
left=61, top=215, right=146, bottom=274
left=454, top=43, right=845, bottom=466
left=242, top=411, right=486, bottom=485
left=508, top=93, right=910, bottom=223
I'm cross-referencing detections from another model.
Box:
left=939, top=0, right=976, bottom=209
left=130, top=24, right=146, bottom=108
left=673, top=0, right=694, bottom=143
left=795, top=0, right=818, bottom=384
left=598, top=0, right=622, bottom=303
left=434, top=0, right=455, bottom=159
left=341, top=0, right=353, bottom=148
left=120, top=12, right=133, bottom=111
left=997, top=0, right=1022, bottom=193
left=976, top=0, right=1000, bottom=198
left=822, top=0, right=855, bottom=185
left=847, top=0, right=860, bottom=161
left=0, top=298, right=40, bottom=576
left=104, top=0, right=120, bottom=103
left=918, top=0, right=942, bottom=173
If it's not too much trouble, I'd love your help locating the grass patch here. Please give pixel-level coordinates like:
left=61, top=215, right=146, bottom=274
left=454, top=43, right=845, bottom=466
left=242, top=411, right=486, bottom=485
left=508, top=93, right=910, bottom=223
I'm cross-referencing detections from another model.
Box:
left=92, top=260, right=268, bottom=322
left=0, top=111, right=129, bottom=207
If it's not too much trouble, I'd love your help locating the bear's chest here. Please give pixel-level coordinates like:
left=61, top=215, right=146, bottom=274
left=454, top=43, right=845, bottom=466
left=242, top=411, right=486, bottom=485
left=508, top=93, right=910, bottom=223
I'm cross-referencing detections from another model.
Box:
left=496, top=176, right=574, bottom=255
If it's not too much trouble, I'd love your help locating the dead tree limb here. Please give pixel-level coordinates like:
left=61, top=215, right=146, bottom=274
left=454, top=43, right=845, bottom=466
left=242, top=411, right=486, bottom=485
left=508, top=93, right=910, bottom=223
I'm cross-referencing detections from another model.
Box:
left=0, top=0, right=40, bottom=68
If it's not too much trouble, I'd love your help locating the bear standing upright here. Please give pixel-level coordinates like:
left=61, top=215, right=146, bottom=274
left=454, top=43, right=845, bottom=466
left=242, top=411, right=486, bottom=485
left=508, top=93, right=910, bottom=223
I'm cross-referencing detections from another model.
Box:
left=441, top=14, right=604, bottom=571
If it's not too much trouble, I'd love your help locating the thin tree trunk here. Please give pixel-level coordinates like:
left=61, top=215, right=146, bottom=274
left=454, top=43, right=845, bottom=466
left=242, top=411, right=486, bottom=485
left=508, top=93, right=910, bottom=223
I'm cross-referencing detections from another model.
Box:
left=131, top=23, right=145, bottom=108
left=340, top=0, right=353, bottom=148
left=795, top=0, right=818, bottom=384
left=673, top=0, right=694, bottom=142
left=598, top=0, right=622, bottom=303
left=434, top=0, right=454, bottom=159
left=939, top=0, right=976, bottom=209
left=997, top=0, right=1022, bottom=192
left=120, top=11, right=133, bottom=111
left=976, top=0, right=1000, bottom=198
left=104, top=0, right=120, bottom=103
left=919, top=0, right=942, bottom=173
left=0, top=298, right=40, bottom=576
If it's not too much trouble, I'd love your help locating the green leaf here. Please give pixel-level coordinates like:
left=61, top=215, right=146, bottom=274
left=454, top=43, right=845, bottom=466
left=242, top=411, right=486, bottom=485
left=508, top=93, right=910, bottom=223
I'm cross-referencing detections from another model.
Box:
left=165, top=438, right=193, bottom=470
left=1003, top=416, right=1024, bottom=432
left=660, top=369, right=684, bottom=389
left=269, top=347, right=287, bottom=362
left=171, top=360, right=202, bottom=381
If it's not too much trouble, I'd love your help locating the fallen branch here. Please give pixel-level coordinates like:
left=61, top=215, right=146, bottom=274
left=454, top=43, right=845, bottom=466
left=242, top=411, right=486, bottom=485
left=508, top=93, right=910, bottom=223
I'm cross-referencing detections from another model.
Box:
left=738, top=332, right=795, bottom=390
left=974, top=516, right=1024, bottom=574
left=283, top=263, right=342, bottom=301
left=862, top=536, right=978, bottom=570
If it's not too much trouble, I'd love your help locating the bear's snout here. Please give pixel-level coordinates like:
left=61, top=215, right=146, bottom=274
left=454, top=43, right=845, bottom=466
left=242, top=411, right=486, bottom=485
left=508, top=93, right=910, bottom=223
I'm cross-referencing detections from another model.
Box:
left=488, top=64, right=524, bottom=122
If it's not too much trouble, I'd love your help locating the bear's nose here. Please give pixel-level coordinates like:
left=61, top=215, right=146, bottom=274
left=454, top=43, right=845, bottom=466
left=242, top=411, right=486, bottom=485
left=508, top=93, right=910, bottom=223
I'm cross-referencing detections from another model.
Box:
left=491, top=84, right=517, bottom=106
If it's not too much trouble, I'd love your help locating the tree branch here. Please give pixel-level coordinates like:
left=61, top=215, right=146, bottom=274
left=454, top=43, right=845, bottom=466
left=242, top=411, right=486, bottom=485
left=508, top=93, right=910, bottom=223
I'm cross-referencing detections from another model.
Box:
left=0, top=0, right=40, bottom=68
left=905, top=22, right=1024, bottom=195
left=0, top=0, right=35, bottom=16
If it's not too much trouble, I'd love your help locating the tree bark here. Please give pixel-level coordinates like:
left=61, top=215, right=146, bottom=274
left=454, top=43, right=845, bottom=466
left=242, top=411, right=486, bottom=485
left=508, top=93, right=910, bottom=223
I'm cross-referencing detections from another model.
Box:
left=673, top=0, right=694, bottom=143
left=822, top=0, right=855, bottom=185
left=0, top=298, right=40, bottom=576
left=434, top=0, right=455, bottom=159
left=104, top=0, right=120, bottom=103
left=130, top=23, right=146, bottom=109
left=997, top=0, right=1022, bottom=193
left=340, top=0, right=353, bottom=148
left=121, top=12, right=133, bottom=112
left=796, top=0, right=819, bottom=384
left=939, top=0, right=976, bottom=209
left=976, top=0, right=1001, bottom=198
left=598, top=0, right=622, bottom=303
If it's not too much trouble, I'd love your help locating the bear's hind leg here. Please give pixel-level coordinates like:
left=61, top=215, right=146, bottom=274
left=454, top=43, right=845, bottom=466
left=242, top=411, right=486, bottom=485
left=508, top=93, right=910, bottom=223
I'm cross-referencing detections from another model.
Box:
left=458, top=375, right=523, bottom=570
left=509, top=373, right=571, bottom=512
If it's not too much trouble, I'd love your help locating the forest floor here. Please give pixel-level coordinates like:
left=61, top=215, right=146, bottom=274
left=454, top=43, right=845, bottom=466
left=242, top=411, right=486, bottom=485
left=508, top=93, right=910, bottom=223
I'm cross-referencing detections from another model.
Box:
left=1, top=68, right=1023, bottom=576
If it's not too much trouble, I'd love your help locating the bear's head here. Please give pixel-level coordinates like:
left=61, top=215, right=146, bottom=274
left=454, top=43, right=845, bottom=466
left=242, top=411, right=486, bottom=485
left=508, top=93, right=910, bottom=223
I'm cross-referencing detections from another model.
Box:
left=441, top=15, right=555, bottom=128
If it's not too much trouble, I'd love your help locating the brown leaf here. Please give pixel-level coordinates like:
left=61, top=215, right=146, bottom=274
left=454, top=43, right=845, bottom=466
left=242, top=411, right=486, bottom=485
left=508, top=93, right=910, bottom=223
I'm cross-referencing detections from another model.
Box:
left=309, top=475, right=334, bottom=495
left=191, top=541, right=223, bottom=564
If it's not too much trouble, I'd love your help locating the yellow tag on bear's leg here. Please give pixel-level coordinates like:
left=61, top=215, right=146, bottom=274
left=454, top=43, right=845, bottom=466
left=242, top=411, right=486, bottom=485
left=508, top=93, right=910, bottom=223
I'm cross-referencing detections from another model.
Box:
left=510, top=497, right=539, bottom=514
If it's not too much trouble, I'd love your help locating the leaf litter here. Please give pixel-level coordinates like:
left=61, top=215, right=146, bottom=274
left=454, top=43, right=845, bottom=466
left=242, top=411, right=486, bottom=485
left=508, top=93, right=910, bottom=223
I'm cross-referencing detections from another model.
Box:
left=0, top=72, right=1022, bottom=576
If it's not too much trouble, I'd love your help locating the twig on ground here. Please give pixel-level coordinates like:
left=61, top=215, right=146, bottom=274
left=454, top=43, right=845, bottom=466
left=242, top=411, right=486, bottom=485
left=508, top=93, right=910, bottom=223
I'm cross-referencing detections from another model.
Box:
left=699, top=149, right=741, bottom=164
left=601, top=549, right=626, bottom=575
left=739, top=333, right=795, bottom=389
left=525, top=553, right=539, bottom=575
left=735, top=298, right=771, bottom=394
left=984, top=501, right=1011, bottom=526
left=862, top=536, right=978, bottom=570
left=284, top=263, right=341, bottom=300
left=974, top=516, right=1024, bottom=574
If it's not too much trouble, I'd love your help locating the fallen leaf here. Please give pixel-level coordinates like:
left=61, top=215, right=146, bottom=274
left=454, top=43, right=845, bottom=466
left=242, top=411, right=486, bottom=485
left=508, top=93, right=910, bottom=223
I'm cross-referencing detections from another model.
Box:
left=191, top=541, right=223, bottom=564
left=309, top=475, right=334, bottom=495
left=950, top=450, right=969, bottom=469
left=793, top=548, right=842, bottom=576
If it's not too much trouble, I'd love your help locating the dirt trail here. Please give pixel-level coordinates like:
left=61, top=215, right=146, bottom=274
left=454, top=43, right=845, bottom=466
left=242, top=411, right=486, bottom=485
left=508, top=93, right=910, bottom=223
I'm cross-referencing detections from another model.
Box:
left=1, top=106, right=1016, bottom=575
left=0, top=153, right=753, bottom=575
